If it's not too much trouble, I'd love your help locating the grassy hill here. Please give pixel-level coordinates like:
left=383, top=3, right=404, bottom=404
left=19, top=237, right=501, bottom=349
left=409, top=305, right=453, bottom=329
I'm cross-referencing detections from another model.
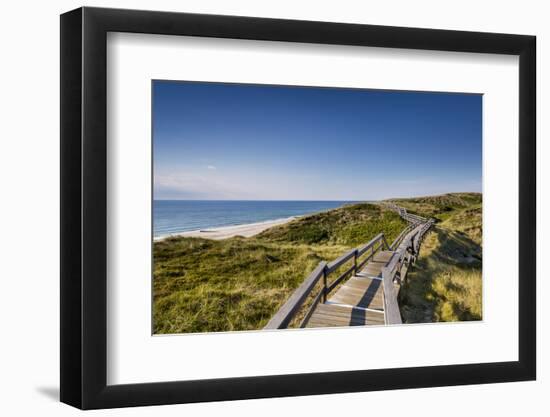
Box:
left=258, top=202, right=406, bottom=246
left=388, top=193, right=483, bottom=323
left=153, top=194, right=483, bottom=333
left=387, top=192, right=482, bottom=221
left=153, top=203, right=406, bottom=334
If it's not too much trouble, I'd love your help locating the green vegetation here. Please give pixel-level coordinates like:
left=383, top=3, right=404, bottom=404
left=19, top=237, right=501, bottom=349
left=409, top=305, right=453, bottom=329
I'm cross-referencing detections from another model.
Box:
left=258, top=203, right=406, bottom=246
left=153, top=194, right=483, bottom=333
left=389, top=193, right=483, bottom=323
left=153, top=203, right=406, bottom=334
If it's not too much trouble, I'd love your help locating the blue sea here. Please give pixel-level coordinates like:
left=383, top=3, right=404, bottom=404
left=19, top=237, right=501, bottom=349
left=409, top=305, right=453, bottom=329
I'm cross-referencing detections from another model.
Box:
left=153, top=200, right=357, bottom=238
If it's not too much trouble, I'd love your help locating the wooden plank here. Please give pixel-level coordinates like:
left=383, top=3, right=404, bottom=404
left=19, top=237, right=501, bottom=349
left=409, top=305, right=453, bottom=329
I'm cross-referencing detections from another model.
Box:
left=334, top=282, right=383, bottom=295
left=307, top=320, right=351, bottom=328
left=306, top=304, right=384, bottom=328
left=356, top=250, right=394, bottom=278
left=312, top=309, right=357, bottom=320
left=354, top=272, right=383, bottom=281
left=331, top=288, right=384, bottom=302
left=365, top=259, right=388, bottom=267
left=372, top=251, right=395, bottom=263
left=329, top=295, right=384, bottom=310
left=318, top=303, right=384, bottom=317
left=308, top=318, right=376, bottom=327
left=308, top=314, right=360, bottom=325
left=308, top=313, right=376, bottom=326
left=360, top=264, right=384, bottom=278
left=326, top=264, right=355, bottom=293
left=307, top=318, right=384, bottom=327
left=343, top=277, right=384, bottom=291
left=329, top=289, right=384, bottom=310
left=326, top=302, right=384, bottom=317
left=311, top=312, right=362, bottom=323
left=309, top=312, right=358, bottom=324
left=334, top=296, right=384, bottom=308
left=264, top=261, right=327, bottom=329
left=313, top=303, right=367, bottom=316
left=343, top=278, right=385, bottom=294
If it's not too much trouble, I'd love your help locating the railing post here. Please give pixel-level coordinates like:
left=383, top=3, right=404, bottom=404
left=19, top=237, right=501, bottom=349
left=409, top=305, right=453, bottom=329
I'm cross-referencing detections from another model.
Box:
left=353, top=250, right=358, bottom=276
left=322, top=266, right=327, bottom=303
left=383, top=235, right=390, bottom=250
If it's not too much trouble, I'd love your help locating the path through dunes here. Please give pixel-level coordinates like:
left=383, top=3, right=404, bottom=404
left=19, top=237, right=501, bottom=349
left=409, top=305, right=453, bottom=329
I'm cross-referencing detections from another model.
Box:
left=305, top=250, right=392, bottom=327
left=265, top=206, right=434, bottom=329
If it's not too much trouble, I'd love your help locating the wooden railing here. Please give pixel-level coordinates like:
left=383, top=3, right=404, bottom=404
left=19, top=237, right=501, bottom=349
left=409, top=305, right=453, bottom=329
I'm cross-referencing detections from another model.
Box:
left=381, top=214, right=435, bottom=325
left=413, top=219, right=435, bottom=258
left=383, top=202, right=426, bottom=224
left=264, top=233, right=390, bottom=329
left=389, top=223, right=415, bottom=250
left=264, top=203, right=435, bottom=329
left=381, top=223, right=424, bottom=324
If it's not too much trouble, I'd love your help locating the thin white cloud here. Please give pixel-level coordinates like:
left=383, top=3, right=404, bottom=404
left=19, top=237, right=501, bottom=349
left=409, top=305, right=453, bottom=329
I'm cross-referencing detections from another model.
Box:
left=154, top=171, right=251, bottom=199
left=206, top=165, right=217, bottom=170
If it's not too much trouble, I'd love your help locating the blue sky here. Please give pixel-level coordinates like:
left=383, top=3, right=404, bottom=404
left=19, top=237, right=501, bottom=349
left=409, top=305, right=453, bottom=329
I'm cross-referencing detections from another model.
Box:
left=153, top=81, right=482, bottom=200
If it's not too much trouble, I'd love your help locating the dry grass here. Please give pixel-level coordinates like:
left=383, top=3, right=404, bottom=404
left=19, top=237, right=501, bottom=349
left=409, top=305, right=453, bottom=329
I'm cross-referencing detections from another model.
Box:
left=153, top=194, right=482, bottom=333
left=398, top=193, right=483, bottom=323
left=154, top=203, right=406, bottom=334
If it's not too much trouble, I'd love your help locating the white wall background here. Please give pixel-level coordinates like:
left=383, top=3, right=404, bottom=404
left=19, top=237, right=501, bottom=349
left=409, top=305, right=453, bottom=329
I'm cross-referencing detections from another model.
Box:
left=0, top=0, right=545, bottom=415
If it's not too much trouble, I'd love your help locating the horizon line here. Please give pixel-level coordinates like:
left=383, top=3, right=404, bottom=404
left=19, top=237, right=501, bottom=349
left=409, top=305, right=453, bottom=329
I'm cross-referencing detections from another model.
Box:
left=153, top=198, right=369, bottom=202
left=153, top=191, right=482, bottom=202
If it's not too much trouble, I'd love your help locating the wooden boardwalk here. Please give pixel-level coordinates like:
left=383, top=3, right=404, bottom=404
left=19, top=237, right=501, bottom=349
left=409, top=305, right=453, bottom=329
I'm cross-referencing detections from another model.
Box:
left=305, top=251, right=393, bottom=327
left=264, top=205, right=435, bottom=330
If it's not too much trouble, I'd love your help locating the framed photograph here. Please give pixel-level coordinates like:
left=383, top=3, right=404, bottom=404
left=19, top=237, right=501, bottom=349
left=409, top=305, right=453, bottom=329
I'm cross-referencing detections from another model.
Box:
left=60, top=7, right=536, bottom=409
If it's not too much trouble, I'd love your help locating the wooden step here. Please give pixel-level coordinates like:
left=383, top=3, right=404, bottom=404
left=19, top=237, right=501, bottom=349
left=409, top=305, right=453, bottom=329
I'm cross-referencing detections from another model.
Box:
left=304, top=250, right=394, bottom=328
left=306, top=303, right=385, bottom=328
left=357, top=250, right=395, bottom=278
left=328, top=276, right=384, bottom=310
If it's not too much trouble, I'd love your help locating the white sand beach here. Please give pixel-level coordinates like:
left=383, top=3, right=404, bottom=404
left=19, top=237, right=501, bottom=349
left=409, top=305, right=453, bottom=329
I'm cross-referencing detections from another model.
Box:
left=154, top=216, right=297, bottom=241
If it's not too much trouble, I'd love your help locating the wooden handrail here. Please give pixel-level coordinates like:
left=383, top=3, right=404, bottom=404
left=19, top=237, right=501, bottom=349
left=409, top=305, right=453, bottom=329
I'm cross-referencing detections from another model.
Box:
left=265, top=204, right=435, bottom=329
left=412, top=219, right=434, bottom=255
left=382, top=217, right=434, bottom=325
left=358, top=232, right=384, bottom=255
left=382, top=202, right=427, bottom=225
left=389, top=223, right=414, bottom=250
left=326, top=249, right=356, bottom=274
left=264, top=261, right=327, bottom=329
left=382, top=263, right=402, bottom=325
left=265, top=233, right=388, bottom=329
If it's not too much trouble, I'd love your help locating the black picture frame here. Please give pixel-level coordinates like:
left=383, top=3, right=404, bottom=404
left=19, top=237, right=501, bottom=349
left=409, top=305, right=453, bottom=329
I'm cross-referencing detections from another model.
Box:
left=60, top=6, right=536, bottom=410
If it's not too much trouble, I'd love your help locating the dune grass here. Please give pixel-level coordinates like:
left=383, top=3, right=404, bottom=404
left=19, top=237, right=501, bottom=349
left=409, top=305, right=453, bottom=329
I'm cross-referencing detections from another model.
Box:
left=153, top=194, right=482, bottom=333
left=387, top=192, right=481, bottom=221
left=394, top=193, right=483, bottom=323
left=154, top=238, right=348, bottom=333
left=258, top=202, right=406, bottom=246
left=153, top=203, right=406, bottom=334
